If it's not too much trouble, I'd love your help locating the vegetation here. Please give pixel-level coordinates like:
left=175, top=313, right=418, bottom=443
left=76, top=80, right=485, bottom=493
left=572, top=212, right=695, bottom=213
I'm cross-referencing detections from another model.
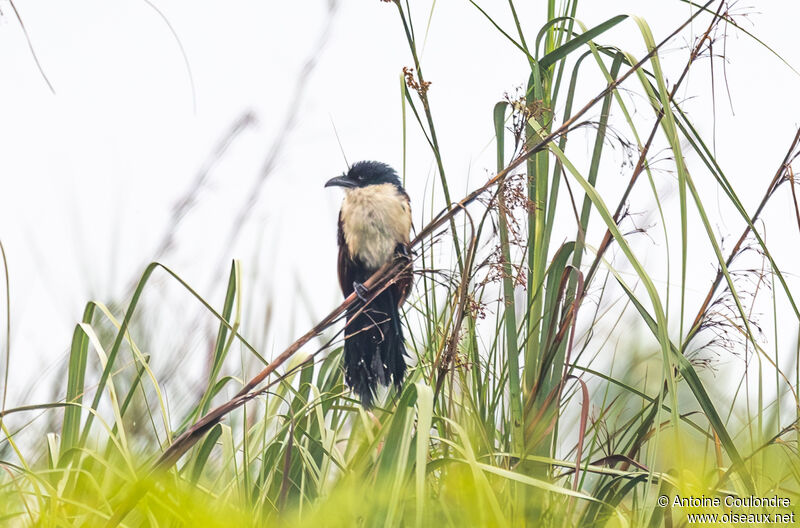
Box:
left=1, top=0, right=799, bottom=526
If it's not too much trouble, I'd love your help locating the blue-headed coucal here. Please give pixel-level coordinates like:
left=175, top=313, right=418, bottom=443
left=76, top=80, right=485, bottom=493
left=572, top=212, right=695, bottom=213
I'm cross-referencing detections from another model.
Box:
left=325, top=161, right=413, bottom=408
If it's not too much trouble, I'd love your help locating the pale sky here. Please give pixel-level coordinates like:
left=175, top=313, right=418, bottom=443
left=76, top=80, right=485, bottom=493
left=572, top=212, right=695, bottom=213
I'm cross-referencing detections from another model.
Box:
left=1, top=1, right=799, bottom=413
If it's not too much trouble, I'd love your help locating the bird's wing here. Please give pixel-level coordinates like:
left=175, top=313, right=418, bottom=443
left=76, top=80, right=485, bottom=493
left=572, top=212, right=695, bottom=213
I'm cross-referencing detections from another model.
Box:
left=337, top=212, right=355, bottom=297
left=393, top=191, right=414, bottom=306
left=393, top=251, right=413, bottom=306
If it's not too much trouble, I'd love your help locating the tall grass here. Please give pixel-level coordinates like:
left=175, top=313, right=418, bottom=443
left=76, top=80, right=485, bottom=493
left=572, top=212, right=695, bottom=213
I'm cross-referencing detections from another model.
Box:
left=2, top=1, right=799, bottom=526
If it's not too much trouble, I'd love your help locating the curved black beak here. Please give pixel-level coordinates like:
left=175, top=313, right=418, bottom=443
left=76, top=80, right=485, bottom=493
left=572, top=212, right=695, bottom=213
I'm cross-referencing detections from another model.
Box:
left=324, top=175, right=357, bottom=189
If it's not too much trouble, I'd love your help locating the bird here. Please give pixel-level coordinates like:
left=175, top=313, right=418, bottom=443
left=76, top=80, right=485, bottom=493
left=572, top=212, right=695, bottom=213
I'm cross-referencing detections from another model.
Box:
left=325, top=161, right=413, bottom=408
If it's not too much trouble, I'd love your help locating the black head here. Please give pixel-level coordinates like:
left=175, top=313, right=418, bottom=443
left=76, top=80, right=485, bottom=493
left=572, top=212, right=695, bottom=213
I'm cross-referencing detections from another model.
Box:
left=324, top=160, right=402, bottom=190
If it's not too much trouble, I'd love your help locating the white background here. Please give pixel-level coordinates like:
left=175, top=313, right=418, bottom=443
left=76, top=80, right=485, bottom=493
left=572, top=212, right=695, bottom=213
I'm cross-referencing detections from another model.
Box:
left=1, top=1, right=799, bottom=417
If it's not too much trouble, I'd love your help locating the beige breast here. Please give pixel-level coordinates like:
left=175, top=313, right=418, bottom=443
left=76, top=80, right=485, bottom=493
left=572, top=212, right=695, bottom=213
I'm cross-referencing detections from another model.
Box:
left=340, top=183, right=411, bottom=270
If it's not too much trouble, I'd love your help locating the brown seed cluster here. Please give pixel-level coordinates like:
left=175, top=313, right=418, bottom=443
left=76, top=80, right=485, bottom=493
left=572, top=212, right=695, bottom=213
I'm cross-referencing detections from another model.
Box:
left=501, top=173, right=537, bottom=216
left=403, top=66, right=431, bottom=97
left=483, top=245, right=527, bottom=290
left=475, top=173, right=533, bottom=291
left=504, top=88, right=548, bottom=156
left=467, top=294, right=488, bottom=320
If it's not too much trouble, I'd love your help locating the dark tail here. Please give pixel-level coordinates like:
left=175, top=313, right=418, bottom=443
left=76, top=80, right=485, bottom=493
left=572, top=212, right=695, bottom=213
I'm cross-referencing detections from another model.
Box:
left=343, top=288, right=407, bottom=408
